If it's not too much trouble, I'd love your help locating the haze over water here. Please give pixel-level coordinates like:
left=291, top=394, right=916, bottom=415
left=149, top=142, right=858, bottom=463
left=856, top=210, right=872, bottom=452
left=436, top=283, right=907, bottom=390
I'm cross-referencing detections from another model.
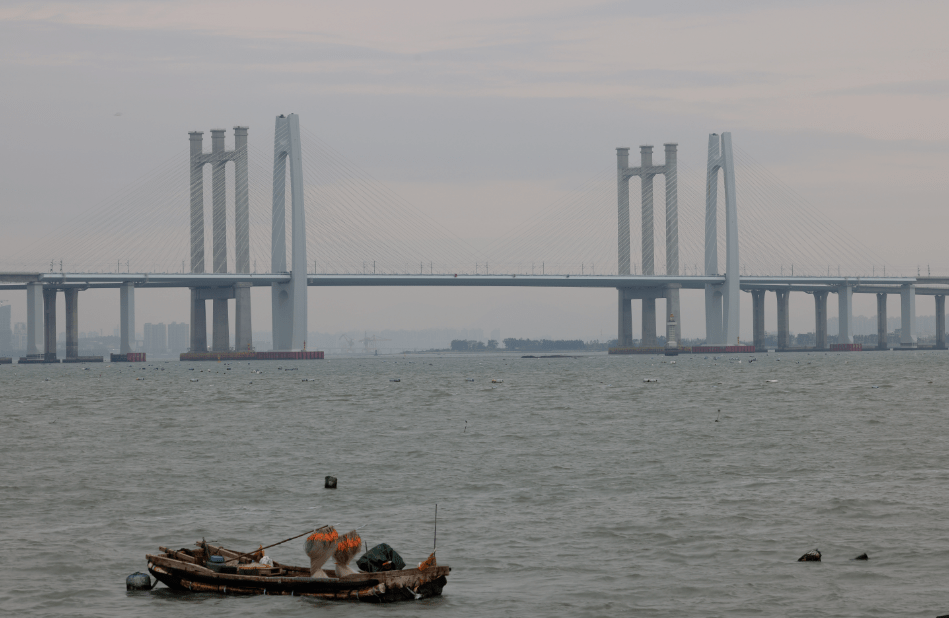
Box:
left=3, top=352, right=949, bottom=617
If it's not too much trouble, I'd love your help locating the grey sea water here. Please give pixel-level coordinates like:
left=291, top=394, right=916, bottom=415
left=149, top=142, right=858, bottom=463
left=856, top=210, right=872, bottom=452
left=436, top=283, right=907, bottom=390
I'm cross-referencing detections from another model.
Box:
left=2, top=351, right=949, bottom=617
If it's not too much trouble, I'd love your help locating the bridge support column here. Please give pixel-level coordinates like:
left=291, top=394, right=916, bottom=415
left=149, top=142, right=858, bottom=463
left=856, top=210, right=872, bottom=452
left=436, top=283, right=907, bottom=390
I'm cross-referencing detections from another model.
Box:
left=642, top=298, right=657, bottom=347
left=617, top=289, right=633, bottom=347
left=705, top=285, right=724, bottom=345
left=837, top=284, right=853, bottom=344
left=212, top=298, right=229, bottom=352
left=190, top=290, right=207, bottom=352
left=704, top=133, right=739, bottom=346
left=616, top=148, right=630, bottom=276
left=936, top=295, right=946, bottom=349
left=234, top=126, right=252, bottom=352
left=876, top=293, right=887, bottom=350
left=665, top=287, right=681, bottom=345
left=752, top=290, right=765, bottom=351
left=777, top=290, right=790, bottom=350
left=26, top=282, right=43, bottom=356
left=640, top=146, right=655, bottom=277
left=211, top=128, right=230, bottom=353
left=900, top=284, right=917, bottom=348
left=43, top=287, right=57, bottom=361
left=235, top=284, right=252, bottom=352
left=271, top=113, right=308, bottom=351
left=189, top=130, right=207, bottom=354
left=814, top=291, right=828, bottom=349
left=65, top=289, right=79, bottom=359
left=120, top=282, right=135, bottom=355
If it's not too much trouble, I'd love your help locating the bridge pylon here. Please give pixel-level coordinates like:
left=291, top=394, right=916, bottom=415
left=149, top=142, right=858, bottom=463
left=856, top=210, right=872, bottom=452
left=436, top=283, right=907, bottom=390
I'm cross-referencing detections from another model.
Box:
left=188, top=126, right=251, bottom=353
left=616, top=143, right=679, bottom=347
left=270, top=113, right=308, bottom=351
left=704, top=132, right=739, bottom=346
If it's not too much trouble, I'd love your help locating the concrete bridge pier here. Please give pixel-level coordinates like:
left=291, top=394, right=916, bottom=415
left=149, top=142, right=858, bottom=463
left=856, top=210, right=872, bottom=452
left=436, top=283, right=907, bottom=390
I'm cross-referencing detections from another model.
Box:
left=665, top=286, right=681, bottom=344
left=211, top=128, right=230, bottom=352
left=876, top=293, right=888, bottom=350
left=777, top=290, right=790, bottom=350
left=814, top=291, right=828, bottom=349
left=900, top=285, right=917, bottom=348
left=234, top=126, right=252, bottom=352
left=617, top=289, right=633, bottom=347
left=212, top=298, right=229, bottom=351
left=65, top=289, right=79, bottom=359
left=190, top=291, right=207, bottom=353
left=235, top=284, right=252, bottom=351
left=120, top=282, right=135, bottom=354
left=642, top=298, right=657, bottom=346
left=26, top=282, right=43, bottom=356
left=705, top=285, right=724, bottom=345
left=43, top=287, right=57, bottom=361
left=837, top=284, right=853, bottom=344
left=752, top=290, right=765, bottom=351
left=936, top=295, right=946, bottom=349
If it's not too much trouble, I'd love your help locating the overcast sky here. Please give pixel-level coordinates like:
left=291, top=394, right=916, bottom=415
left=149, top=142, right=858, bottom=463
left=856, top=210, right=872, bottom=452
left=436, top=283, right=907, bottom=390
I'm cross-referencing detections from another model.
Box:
left=2, top=0, right=948, bottom=342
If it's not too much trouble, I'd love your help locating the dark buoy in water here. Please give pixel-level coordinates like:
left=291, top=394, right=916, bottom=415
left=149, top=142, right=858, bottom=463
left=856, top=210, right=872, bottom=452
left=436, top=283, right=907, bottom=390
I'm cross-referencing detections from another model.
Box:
left=853, top=552, right=868, bottom=560
left=126, top=572, right=155, bottom=590
left=798, top=549, right=821, bottom=562
left=325, top=475, right=337, bottom=489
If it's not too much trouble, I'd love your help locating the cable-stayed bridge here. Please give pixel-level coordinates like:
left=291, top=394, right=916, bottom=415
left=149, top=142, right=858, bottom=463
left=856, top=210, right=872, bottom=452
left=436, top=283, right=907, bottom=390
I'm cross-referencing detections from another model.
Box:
left=1, top=114, right=944, bottom=361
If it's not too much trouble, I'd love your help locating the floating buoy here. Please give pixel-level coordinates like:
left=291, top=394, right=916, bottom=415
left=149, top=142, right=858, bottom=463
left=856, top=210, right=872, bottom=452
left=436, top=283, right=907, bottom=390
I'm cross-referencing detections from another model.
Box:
left=190, top=378, right=198, bottom=382
left=325, top=476, right=337, bottom=489
left=465, top=378, right=475, bottom=382
left=798, top=549, right=821, bottom=562
left=390, top=378, right=401, bottom=382
left=853, top=552, right=868, bottom=560
left=491, top=379, right=503, bottom=383
left=126, top=572, right=154, bottom=590
left=766, top=379, right=778, bottom=383
left=643, top=378, right=658, bottom=383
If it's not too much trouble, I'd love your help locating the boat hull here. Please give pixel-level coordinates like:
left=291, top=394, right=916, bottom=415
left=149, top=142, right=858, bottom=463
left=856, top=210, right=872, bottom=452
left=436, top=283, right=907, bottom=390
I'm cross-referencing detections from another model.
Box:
left=146, top=553, right=448, bottom=602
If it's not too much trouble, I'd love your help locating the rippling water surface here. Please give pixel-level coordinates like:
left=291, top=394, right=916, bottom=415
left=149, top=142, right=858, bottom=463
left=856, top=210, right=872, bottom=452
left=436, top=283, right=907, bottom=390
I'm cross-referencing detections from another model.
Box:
left=3, top=351, right=949, bottom=617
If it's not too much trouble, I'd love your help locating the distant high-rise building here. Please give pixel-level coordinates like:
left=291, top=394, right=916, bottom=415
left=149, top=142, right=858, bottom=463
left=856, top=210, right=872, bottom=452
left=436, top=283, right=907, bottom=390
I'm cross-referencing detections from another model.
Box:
left=0, top=304, right=10, bottom=355
left=12, top=322, right=26, bottom=352
left=144, top=323, right=167, bottom=355
left=167, top=322, right=190, bottom=354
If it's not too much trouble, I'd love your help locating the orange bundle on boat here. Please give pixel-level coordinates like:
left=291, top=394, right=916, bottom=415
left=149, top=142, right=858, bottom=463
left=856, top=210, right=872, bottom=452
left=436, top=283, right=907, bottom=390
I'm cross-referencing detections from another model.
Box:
left=418, top=551, right=437, bottom=571
left=334, top=530, right=362, bottom=577
left=304, top=526, right=338, bottom=577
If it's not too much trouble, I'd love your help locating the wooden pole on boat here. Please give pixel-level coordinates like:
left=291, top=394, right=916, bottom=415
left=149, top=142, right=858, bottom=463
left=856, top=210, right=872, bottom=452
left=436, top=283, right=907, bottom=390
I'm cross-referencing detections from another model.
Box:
left=226, top=525, right=332, bottom=564
left=434, top=504, right=437, bottom=550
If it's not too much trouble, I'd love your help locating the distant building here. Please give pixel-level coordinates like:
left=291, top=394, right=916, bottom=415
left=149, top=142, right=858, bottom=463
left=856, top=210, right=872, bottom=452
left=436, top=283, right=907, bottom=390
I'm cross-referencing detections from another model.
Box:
left=144, top=323, right=167, bottom=355
left=12, top=322, right=26, bottom=352
left=0, top=304, right=10, bottom=355
left=167, top=322, right=190, bottom=354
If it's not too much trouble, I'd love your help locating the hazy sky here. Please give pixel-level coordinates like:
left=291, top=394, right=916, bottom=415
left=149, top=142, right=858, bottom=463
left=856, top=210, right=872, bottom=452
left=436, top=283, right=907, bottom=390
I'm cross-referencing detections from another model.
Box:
left=2, top=0, right=948, bottom=342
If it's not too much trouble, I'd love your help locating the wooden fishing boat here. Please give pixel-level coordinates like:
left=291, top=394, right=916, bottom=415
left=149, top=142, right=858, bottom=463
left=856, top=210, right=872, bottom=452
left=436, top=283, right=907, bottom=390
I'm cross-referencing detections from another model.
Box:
left=146, top=543, right=449, bottom=602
